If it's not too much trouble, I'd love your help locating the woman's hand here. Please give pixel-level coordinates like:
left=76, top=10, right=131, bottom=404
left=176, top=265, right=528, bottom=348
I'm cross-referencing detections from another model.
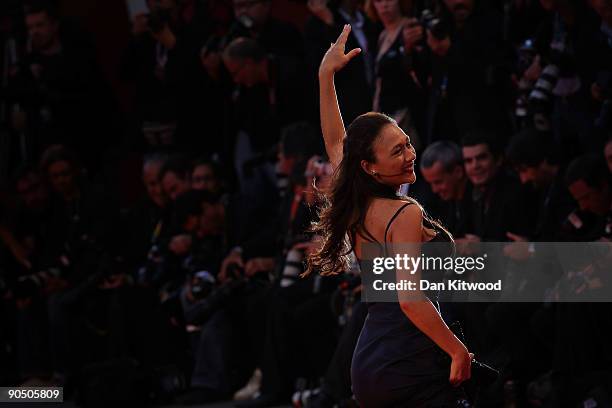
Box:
left=319, top=24, right=361, bottom=78
left=449, top=348, right=473, bottom=387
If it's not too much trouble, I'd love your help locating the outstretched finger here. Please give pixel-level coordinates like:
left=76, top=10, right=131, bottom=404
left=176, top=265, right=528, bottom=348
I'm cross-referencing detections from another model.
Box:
left=335, top=24, right=351, bottom=49
left=346, top=47, right=361, bottom=60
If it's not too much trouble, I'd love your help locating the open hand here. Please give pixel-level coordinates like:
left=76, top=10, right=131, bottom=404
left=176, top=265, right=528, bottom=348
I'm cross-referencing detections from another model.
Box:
left=319, top=24, right=361, bottom=78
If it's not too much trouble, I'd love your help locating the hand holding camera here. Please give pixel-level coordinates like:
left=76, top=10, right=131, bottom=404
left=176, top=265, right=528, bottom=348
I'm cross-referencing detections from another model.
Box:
left=219, top=249, right=245, bottom=283
left=402, top=18, right=424, bottom=55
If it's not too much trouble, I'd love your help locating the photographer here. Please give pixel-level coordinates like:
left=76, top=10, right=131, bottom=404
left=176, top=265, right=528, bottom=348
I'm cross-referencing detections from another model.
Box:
left=505, top=127, right=575, bottom=243
left=234, top=156, right=341, bottom=408
left=0, top=166, right=52, bottom=381
left=222, top=39, right=312, bottom=189
left=35, top=145, right=122, bottom=385
left=124, top=154, right=174, bottom=283
left=201, top=0, right=304, bottom=79
left=565, top=154, right=612, bottom=240
left=218, top=122, right=323, bottom=280
left=363, top=0, right=430, bottom=148
left=173, top=188, right=255, bottom=404
left=121, top=0, right=203, bottom=149
left=415, top=0, right=514, bottom=143
left=534, top=154, right=612, bottom=406
left=8, top=1, right=119, bottom=173
left=526, top=0, right=605, bottom=153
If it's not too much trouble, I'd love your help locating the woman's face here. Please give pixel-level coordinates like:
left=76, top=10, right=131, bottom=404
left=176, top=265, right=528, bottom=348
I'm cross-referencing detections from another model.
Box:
left=373, top=0, right=402, bottom=25
left=364, top=124, right=416, bottom=187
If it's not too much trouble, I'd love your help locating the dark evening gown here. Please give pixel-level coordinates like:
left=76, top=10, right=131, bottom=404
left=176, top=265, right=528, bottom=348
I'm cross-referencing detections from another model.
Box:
left=351, top=202, right=461, bottom=407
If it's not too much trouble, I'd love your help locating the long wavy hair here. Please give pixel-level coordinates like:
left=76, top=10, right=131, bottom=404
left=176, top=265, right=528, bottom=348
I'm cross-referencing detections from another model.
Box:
left=305, top=113, right=450, bottom=276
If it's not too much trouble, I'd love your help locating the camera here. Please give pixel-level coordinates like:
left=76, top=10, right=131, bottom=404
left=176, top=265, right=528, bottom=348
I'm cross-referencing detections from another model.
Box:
left=419, top=9, right=448, bottom=40
left=528, top=64, right=559, bottom=131
left=190, top=270, right=215, bottom=300
left=280, top=248, right=304, bottom=288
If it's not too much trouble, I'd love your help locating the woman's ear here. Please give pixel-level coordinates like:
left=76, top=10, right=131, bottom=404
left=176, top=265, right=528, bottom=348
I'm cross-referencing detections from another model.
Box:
left=361, top=160, right=376, bottom=176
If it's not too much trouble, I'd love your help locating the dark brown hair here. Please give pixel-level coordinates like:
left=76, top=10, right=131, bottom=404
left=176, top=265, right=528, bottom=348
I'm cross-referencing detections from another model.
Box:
left=305, top=112, right=450, bottom=276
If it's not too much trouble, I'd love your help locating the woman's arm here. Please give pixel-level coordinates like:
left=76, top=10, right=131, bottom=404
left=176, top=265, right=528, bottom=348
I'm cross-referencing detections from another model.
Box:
left=389, top=204, right=472, bottom=386
left=318, top=24, right=361, bottom=169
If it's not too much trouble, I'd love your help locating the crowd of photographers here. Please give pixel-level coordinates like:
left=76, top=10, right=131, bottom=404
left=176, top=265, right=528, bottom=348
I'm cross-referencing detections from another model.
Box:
left=1, top=0, right=612, bottom=406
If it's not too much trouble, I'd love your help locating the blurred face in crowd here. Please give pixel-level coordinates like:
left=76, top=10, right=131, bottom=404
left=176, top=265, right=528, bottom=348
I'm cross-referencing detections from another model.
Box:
left=605, top=140, right=612, bottom=173
left=443, top=0, right=474, bottom=24
left=192, top=164, right=220, bottom=193
left=421, top=161, right=465, bottom=201
left=16, top=172, right=48, bottom=212
left=363, top=124, right=417, bottom=187
left=515, top=161, right=556, bottom=190
left=143, top=161, right=168, bottom=208
left=589, top=0, right=612, bottom=25
left=462, top=143, right=500, bottom=188
left=233, top=0, right=271, bottom=26
left=26, top=11, right=60, bottom=53
left=372, top=0, right=403, bottom=25
left=223, top=56, right=264, bottom=87
left=199, top=202, right=225, bottom=236
left=47, top=160, right=78, bottom=199
left=568, top=179, right=611, bottom=216
left=161, top=171, right=190, bottom=201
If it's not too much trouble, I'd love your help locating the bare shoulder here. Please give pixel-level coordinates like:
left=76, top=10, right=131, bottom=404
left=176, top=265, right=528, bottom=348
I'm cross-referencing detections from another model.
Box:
left=368, top=198, right=422, bottom=225
left=372, top=197, right=422, bottom=215
left=386, top=200, right=423, bottom=242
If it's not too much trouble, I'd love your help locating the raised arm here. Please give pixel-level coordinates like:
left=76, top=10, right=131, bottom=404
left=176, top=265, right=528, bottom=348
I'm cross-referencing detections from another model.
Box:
left=389, top=204, right=472, bottom=387
left=318, top=24, right=361, bottom=169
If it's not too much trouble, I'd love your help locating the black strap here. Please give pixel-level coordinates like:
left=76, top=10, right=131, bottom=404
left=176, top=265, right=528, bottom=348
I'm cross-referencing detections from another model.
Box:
left=384, top=202, right=414, bottom=256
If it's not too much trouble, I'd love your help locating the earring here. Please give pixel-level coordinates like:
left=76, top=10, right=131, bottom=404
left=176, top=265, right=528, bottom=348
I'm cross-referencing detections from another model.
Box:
left=371, top=170, right=377, bottom=176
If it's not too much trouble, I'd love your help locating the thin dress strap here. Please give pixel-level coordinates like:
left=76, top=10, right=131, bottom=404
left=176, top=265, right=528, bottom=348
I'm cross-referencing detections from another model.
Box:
left=384, top=202, right=414, bottom=256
